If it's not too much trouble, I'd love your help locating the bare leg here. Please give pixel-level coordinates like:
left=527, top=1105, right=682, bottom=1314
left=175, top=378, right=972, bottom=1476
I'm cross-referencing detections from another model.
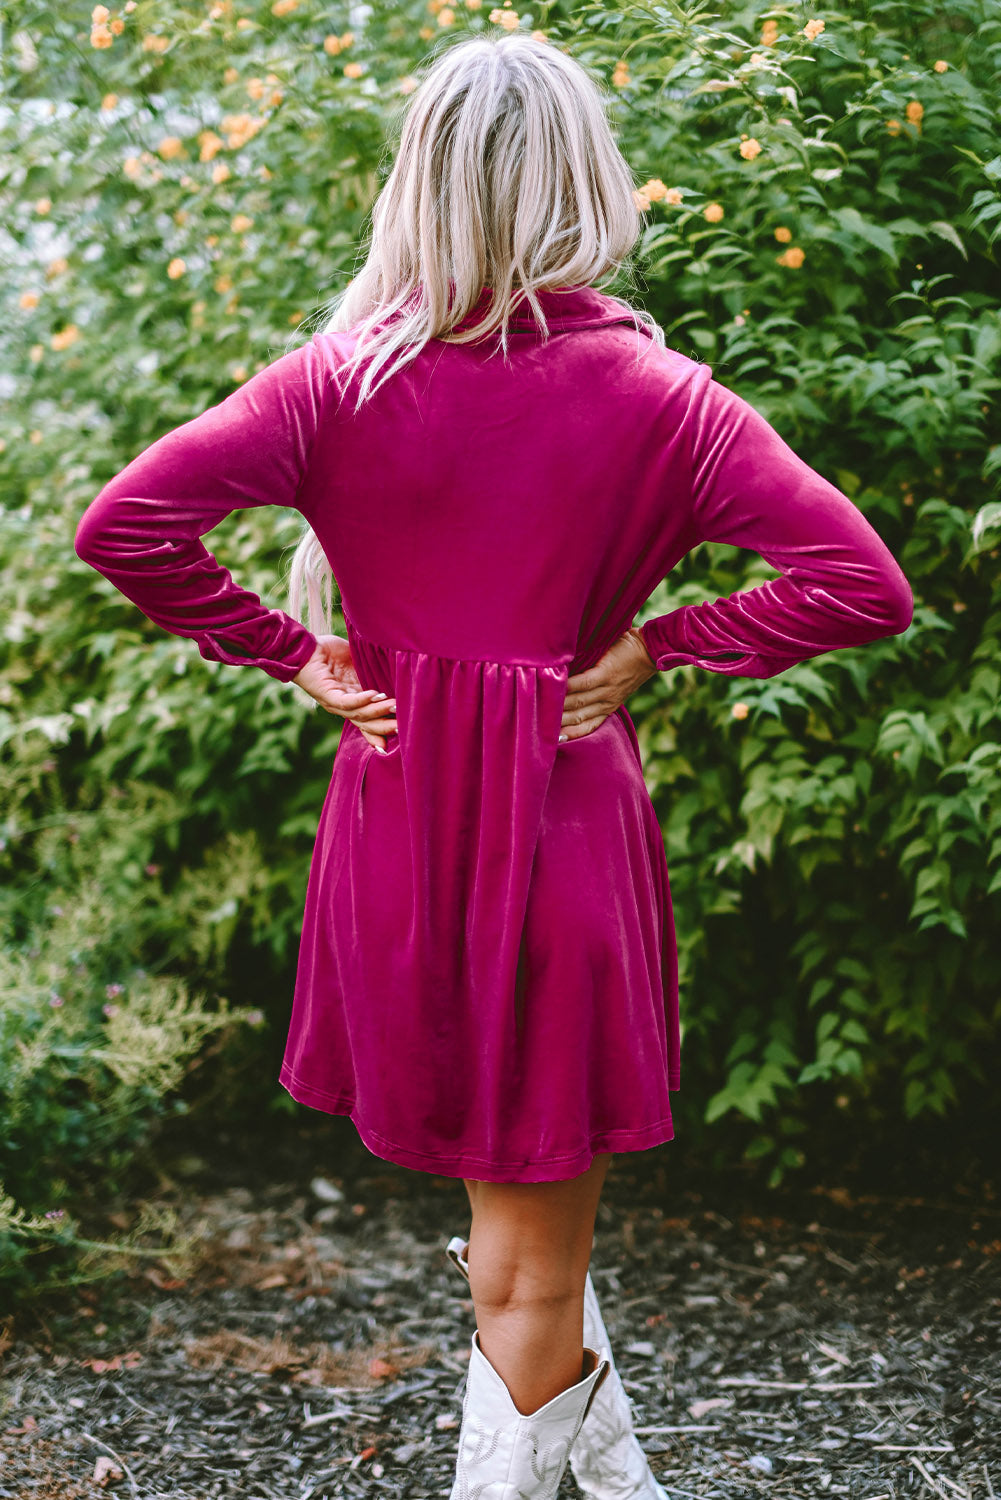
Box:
left=460, top=1153, right=613, bottom=1416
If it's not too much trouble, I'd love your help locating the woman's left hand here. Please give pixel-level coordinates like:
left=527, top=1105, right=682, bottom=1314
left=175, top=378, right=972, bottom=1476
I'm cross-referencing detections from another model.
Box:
left=292, top=635, right=398, bottom=753
left=559, top=626, right=658, bottom=741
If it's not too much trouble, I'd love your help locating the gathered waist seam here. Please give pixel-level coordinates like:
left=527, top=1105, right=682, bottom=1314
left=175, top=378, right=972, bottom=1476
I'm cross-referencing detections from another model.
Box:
left=344, top=615, right=574, bottom=670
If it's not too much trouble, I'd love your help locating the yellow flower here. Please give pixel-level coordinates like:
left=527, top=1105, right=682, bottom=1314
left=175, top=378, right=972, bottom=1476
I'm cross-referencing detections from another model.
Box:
left=167, top=257, right=186, bottom=279
left=612, top=61, right=629, bottom=86
left=760, top=18, right=779, bottom=44
left=29, top=347, right=45, bottom=364
left=664, top=187, right=683, bottom=205
left=236, top=17, right=252, bottom=29
left=438, top=6, right=455, bottom=23
left=640, top=178, right=668, bottom=201
left=270, top=89, right=283, bottom=106
left=158, top=135, right=185, bottom=160
left=223, top=66, right=239, bottom=83
left=489, top=8, right=521, bottom=30
left=46, top=257, right=69, bottom=278
left=142, top=34, right=170, bottom=52
left=20, top=290, right=41, bottom=309
left=399, top=75, right=418, bottom=93
left=343, top=61, right=364, bottom=78
left=246, top=77, right=266, bottom=99
left=214, top=274, right=233, bottom=293
left=906, top=99, right=924, bottom=125
left=92, top=3, right=109, bottom=19
left=418, top=25, right=434, bottom=38
left=124, top=0, right=136, bottom=9
left=340, top=31, right=353, bottom=44
left=232, top=365, right=248, bottom=382
left=50, top=324, right=81, bottom=350
left=886, top=118, right=902, bottom=136
left=271, top=0, right=298, bottom=13
left=731, top=701, right=750, bottom=720
left=101, top=92, right=118, bottom=110
left=198, top=130, right=224, bottom=161
left=29, top=429, right=44, bottom=443
left=323, top=34, right=342, bottom=53
left=704, top=201, right=724, bottom=223
left=802, top=18, right=825, bottom=41
left=531, top=28, right=547, bottom=40
left=230, top=213, right=254, bottom=233
left=739, top=137, right=762, bottom=160
left=632, top=189, right=651, bottom=212
left=748, top=52, right=769, bottom=66
left=35, top=197, right=52, bottom=215
left=774, top=225, right=792, bottom=242
left=776, top=245, right=805, bottom=267
left=288, top=310, right=304, bottom=325
left=212, top=162, right=231, bottom=184
left=90, top=24, right=113, bottom=47
left=934, top=59, right=948, bottom=72
left=110, top=16, right=125, bottom=33
left=123, top=155, right=142, bottom=179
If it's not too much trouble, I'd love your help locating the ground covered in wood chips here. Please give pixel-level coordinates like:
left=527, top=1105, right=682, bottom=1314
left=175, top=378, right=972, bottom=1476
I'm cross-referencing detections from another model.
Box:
left=2, top=1115, right=999, bottom=1500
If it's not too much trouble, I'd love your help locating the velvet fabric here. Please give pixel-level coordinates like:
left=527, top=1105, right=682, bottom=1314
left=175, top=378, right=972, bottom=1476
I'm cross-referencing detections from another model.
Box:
left=74, top=284, right=913, bottom=1182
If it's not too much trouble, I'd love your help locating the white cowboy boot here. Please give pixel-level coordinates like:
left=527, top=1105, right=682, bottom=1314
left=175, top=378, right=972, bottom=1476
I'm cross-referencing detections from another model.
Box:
left=446, top=1236, right=669, bottom=1500
left=448, top=1326, right=610, bottom=1500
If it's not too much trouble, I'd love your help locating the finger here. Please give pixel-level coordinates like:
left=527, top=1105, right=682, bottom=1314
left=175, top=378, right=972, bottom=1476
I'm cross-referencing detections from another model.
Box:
left=565, top=666, right=604, bottom=695
left=559, top=712, right=609, bottom=742
left=561, top=695, right=617, bottom=729
left=352, top=697, right=398, bottom=721
left=316, top=685, right=385, bottom=708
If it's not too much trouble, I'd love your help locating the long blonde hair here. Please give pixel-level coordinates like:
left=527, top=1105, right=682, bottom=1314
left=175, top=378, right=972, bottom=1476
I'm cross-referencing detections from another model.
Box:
left=285, top=29, right=664, bottom=641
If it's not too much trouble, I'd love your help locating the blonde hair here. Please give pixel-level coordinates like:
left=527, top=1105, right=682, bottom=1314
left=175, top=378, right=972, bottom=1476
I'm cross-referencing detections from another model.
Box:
left=285, top=29, right=664, bottom=642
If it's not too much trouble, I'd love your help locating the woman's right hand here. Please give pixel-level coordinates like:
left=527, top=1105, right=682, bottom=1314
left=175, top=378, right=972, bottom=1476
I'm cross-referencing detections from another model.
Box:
left=293, top=634, right=398, bottom=753
left=559, top=626, right=658, bottom=742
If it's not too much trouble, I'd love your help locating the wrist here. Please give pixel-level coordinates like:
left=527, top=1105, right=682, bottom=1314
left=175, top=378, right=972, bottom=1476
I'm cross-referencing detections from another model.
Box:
left=628, top=624, right=658, bottom=681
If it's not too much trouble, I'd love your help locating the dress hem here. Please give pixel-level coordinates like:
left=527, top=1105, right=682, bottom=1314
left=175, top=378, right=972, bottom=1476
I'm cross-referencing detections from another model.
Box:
left=277, top=1063, right=680, bottom=1183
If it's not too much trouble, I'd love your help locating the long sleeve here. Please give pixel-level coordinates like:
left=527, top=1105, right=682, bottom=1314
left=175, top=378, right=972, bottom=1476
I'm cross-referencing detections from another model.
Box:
left=639, top=363, right=914, bottom=677
left=74, top=336, right=331, bottom=683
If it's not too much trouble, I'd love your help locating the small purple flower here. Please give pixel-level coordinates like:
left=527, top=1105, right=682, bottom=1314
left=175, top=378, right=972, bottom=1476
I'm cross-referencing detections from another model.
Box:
left=144, top=863, right=160, bottom=877
left=102, top=1002, right=120, bottom=1018
left=105, top=982, right=125, bottom=998
left=245, top=1009, right=265, bottom=1027
left=45, top=1209, right=66, bottom=1220
left=49, top=993, right=64, bottom=1008
left=50, top=905, right=64, bottom=917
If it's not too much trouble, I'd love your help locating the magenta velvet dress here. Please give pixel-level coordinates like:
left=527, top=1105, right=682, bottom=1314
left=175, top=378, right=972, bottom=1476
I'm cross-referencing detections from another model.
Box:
left=74, top=285, right=914, bottom=1182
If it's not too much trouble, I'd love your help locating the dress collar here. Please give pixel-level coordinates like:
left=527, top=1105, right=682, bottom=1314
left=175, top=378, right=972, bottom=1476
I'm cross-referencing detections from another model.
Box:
left=454, top=283, right=637, bottom=332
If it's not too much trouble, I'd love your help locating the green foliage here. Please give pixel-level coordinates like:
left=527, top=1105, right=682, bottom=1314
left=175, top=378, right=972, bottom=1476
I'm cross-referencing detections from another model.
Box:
left=594, top=0, right=1001, bottom=1183
left=0, top=770, right=264, bottom=1292
left=0, top=0, right=998, bottom=1277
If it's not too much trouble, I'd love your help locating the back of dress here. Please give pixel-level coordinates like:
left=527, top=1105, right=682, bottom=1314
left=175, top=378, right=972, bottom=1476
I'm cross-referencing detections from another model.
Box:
left=74, top=283, right=913, bottom=1183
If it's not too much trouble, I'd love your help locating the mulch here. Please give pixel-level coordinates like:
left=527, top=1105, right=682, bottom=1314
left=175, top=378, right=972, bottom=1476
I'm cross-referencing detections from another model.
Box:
left=1, top=1117, right=999, bottom=1499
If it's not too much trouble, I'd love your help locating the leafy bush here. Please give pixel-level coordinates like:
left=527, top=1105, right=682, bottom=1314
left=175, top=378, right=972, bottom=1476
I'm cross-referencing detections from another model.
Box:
left=0, top=768, right=263, bottom=1294
left=0, top=0, right=997, bottom=1284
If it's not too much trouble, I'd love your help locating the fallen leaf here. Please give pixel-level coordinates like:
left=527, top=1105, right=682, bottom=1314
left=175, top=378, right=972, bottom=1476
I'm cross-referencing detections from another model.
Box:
left=93, top=1454, right=123, bottom=1487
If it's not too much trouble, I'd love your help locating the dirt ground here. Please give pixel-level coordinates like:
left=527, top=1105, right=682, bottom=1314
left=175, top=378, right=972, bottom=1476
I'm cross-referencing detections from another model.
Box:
left=2, top=1113, right=999, bottom=1499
